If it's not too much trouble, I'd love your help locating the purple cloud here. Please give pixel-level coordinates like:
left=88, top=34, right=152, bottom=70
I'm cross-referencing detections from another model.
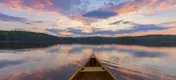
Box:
left=45, top=28, right=63, bottom=35
left=2, top=0, right=89, bottom=17
left=82, top=10, right=117, bottom=19
left=65, top=24, right=169, bottom=36
left=109, top=20, right=124, bottom=25
left=0, top=13, right=32, bottom=24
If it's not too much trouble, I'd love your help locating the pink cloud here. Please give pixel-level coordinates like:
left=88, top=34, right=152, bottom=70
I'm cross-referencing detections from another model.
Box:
left=2, top=0, right=85, bottom=16
left=3, top=0, right=58, bottom=13
left=0, top=2, right=5, bottom=8
left=111, top=0, right=176, bottom=14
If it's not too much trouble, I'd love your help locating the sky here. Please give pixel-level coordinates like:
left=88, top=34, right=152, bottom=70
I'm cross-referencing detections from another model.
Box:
left=0, top=0, right=176, bottom=37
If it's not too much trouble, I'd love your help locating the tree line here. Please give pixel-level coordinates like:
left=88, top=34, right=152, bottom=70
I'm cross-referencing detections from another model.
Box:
left=1, top=30, right=176, bottom=47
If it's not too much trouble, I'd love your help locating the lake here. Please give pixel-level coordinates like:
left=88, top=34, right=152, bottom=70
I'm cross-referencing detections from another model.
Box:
left=0, top=44, right=176, bottom=80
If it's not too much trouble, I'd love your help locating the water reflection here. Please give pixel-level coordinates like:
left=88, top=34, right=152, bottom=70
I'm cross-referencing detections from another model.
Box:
left=0, top=60, right=25, bottom=68
left=0, top=44, right=176, bottom=80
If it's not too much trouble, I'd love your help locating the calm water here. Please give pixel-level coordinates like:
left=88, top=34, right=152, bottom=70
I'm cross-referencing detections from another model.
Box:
left=0, top=44, right=176, bottom=80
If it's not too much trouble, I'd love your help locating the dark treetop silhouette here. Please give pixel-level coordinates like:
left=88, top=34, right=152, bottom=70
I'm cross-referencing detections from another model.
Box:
left=1, top=30, right=176, bottom=49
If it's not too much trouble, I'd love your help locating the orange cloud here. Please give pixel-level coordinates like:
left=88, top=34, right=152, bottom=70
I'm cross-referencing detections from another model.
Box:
left=113, top=2, right=137, bottom=14
left=8, top=72, right=23, bottom=80
left=112, top=0, right=176, bottom=14
left=148, top=0, right=158, bottom=4
left=60, top=31, right=73, bottom=36
left=3, top=0, right=59, bottom=13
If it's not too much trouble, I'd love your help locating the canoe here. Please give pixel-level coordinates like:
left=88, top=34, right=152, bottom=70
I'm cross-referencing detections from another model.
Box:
left=70, top=53, right=116, bottom=80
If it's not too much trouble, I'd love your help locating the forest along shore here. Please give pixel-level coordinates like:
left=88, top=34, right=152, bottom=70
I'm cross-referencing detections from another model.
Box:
left=1, top=30, right=176, bottom=49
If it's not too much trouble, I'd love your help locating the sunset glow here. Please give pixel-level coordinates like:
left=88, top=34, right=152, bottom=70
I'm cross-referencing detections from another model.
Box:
left=0, top=0, right=176, bottom=37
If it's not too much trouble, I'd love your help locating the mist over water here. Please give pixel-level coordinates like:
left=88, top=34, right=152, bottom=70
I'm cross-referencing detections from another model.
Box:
left=0, top=44, right=176, bottom=80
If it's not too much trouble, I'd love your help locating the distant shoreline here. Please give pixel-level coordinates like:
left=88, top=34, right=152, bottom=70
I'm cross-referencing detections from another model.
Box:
left=0, top=31, right=176, bottom=48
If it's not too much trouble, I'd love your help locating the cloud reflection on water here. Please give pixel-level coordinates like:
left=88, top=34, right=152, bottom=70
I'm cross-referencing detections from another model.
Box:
left=0, top=44, right=176, bottom=80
